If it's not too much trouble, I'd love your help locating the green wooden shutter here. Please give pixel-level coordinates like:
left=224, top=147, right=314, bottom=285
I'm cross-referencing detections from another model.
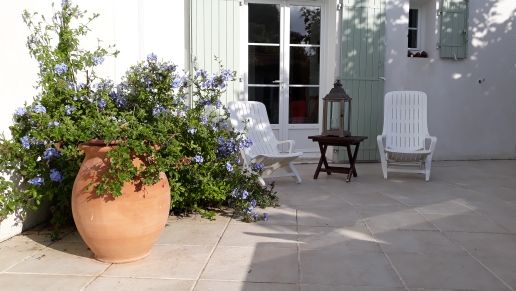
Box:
left=190, top=0, right=240, bottom=103
left=340, top=0, right=385, bottom=161
left=439, top=0, right=469, bottom=59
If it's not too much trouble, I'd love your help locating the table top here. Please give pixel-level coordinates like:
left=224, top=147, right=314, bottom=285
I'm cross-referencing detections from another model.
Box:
left=308, top=135, right=367, bottom=146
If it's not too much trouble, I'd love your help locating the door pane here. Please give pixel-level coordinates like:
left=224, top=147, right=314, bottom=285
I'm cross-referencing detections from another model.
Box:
left=248, top=86, right=280, bottom=124
left=290, top=6, right=321, bottom=44
left=249, top=4, right=280, bottom=43
left=289, top=87, right=318, bottom=124
left=290, top=47, right=320, bottom=85
left=249, top=46, right=280, bottom=84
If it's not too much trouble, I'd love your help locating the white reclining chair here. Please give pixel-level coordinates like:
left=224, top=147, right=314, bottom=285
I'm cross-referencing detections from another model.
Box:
left=228, top=101, right=303, bottom=184
left=377, top=91, right=437, bottom=181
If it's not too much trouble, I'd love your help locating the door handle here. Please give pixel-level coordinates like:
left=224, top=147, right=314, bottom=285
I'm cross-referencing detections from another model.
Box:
left=378, top=77, right=386, bottom=81
left=272, top=80, right=284, bottom=84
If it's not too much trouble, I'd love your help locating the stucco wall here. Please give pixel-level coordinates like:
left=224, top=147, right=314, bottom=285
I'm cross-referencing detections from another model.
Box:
left=384, top=0, right=516, bottom=160
left=0, top=0, right=187, bottom=241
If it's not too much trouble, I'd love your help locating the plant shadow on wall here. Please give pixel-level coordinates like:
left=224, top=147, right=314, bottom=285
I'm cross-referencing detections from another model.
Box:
left=0, top=0, right=278, bottom=240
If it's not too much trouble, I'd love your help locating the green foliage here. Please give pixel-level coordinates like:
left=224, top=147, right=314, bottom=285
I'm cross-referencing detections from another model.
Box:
left=0, top=1, right=277, bottom=229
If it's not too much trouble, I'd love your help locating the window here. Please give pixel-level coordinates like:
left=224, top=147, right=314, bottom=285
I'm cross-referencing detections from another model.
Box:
left=408, top=8, right=419, bottom=50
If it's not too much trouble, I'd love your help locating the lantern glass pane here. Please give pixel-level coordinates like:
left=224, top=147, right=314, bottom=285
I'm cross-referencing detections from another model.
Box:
left=329, top=101, right=341, bottom=130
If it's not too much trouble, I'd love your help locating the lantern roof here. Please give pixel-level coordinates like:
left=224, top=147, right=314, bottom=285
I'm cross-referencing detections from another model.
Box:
left=324, top=80, right=351, bottom=101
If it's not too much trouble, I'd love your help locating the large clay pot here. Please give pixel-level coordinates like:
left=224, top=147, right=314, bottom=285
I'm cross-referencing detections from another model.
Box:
left=72, top=142, right=171, bottom=263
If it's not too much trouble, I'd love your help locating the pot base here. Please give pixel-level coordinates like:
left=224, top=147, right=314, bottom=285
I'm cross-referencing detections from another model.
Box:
left=95, top=250, right=151, bottom=264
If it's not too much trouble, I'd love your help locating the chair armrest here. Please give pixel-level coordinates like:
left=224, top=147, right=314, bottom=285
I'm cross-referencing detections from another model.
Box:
left=377, top=135, right=386, bottom=151
left=276, top=140, right=295, bottom=154
left=425, top=136, right=437, bottom=152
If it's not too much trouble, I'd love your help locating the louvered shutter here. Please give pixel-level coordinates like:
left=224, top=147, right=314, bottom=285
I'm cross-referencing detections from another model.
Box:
left=439, top=0, right=469, bottom=59
left=190, top=0, right=240, bottom=103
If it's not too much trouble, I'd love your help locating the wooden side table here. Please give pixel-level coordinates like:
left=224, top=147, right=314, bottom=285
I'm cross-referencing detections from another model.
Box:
left=308, top=135, right=368, bottom=182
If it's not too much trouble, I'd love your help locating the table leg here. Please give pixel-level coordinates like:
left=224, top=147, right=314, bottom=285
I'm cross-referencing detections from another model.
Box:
left=351, top=143, right=360, bottom=177
left=322, top=145, right=331, bottom=176
left=314, top=143, right=328, bottom=179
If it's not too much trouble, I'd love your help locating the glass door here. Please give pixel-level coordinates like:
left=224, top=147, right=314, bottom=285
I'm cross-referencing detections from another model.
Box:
left=246, top=2, right=322, bottom=152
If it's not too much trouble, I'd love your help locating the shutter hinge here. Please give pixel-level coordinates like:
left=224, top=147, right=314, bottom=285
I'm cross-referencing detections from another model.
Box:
left=239, top=0, right=245, bottom=6
left=337, top=0, right=343, bottom=11
left=437, top=10, right=443, bottom=16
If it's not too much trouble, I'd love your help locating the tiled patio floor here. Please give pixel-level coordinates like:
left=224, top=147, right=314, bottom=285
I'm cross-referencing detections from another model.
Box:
left=1, top=160, right=516, bottom=291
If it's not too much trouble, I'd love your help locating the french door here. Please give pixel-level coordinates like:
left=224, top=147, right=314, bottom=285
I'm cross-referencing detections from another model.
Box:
left=242, top=1, right=323, bottom=154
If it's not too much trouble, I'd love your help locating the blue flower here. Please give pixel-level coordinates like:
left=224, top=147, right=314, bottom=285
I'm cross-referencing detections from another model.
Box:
left=147, top=53, right=157, bottom=62
left=217, top=137, right=238, bottom=157
left=241, top=190, right=249, bottom=199
left=43, top=148, right=60, bottom=160
left=200, top=116, right=208, bottom=125
left=252, top=162, right=264, bottom=171
left=33, top=104, right=46, bottom=114
left=263, top=213, right=270, bottom=221
left=215, top=100, right=222, bottom=109
left=195, top=69, right=207, bottom=79
left=251, top=199, right=257, bottom=208
left=67, top=82, right=76, bottom=90
left=14, top=107, right=27, bottom=117
left=92, top=56, right=104, bottom=66
left=20, top=136, right=30, bottom=149
left=97, top=99, right=107, bottom=109
left=28, top=176, right=44, bottom=186
left=225, top=162, right=233, bottom=172
left=54, top=63, right=68, bottom=75
left=201, top=77, right=215, bottom=89
left=64, top=105, right=76, bottom=115
left=171, top=76, right=186, bottom=89
left=193, top=155, right=204, bottom=164
left=187, top=128, right=197, bottom=135
left=61, top=0, right=69, bottom=7
left=109, top=91, right=126, bottom=108
left=239, top=138, right=253, bottom=149
left=48, top=121, right=60, bottom=127
left=153, top=106, right=166, bottom=116
left=221, top=69, right=233, bottom=81
left=49, top=169, right=63, bottom=182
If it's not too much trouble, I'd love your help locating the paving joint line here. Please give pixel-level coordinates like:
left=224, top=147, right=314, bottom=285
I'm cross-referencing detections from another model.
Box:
left=384, top=192, right=515, bottom=291
left=189, top=215, right=232, bottom=291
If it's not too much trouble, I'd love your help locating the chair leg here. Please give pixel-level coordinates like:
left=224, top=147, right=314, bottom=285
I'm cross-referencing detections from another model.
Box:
left=289, top=162, right=302, bottom=184
left=425, top=157, right=432, bottom=181
left=380, top=158, right=388, bottom=179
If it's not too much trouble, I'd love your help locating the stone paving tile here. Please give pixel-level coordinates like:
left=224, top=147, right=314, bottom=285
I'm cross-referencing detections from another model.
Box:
left=157, top=222, right=226, bottom=246
left=298, top=224, right=381, bottom=252
left=374, top=230, right=465, bottom=255
left=231, top=206, right=297, bottom=226
left=421, top=213, right=509, bottom=233
left=2, top=161, right=516, bottom=290
left=0, top=273, right=92, bottom=291
left=300, top=250, right=403, bottom=287
left=387, top=253, right=510, bottom=290
left=219, top=223, right=298, bottom=248
left=102, top=245, right=211, bottom=279
left=84, top=277, right=194, bottom=291
left=0, top=233, right=53, bottom=271
left=445, top=232, right=516, bottom=289
left=361, top=207, right=438, bottom=234
left=297, top=204, right=363, bottom=227
left=300, top=285, right=405, bottom=291
left=201, top=245, right=298, bottom=283
left=194, top=280, right=297, bottom=291
left=6, top=241, right=109, bottom=276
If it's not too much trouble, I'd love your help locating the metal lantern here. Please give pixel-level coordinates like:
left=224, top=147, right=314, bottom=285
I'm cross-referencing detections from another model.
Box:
left=322, top=80, right=352, bottom=137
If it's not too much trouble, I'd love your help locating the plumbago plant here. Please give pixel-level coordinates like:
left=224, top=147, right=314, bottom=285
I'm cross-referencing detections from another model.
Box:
left=0, top=1, right=277, bottom=232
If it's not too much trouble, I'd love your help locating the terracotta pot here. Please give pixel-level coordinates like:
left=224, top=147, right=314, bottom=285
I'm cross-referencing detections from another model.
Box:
left=72, top=142, right=170, bottom=263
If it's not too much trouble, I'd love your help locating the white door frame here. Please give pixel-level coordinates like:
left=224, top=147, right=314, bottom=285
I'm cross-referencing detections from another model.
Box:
left=239, top=0, right=330, bottom=152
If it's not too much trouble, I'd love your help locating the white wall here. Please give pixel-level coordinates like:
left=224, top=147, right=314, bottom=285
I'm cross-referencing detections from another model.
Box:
left=384, top=0, right=516, bottom=160
left=0, top=0, right=186, bottom=240
left=0, top=0, right=187, bottom=138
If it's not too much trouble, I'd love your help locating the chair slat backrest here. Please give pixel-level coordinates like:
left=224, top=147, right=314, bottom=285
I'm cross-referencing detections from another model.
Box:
left=382, top=91, right=429, bottom=151
left=228, top=101, right=280, bottom=157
